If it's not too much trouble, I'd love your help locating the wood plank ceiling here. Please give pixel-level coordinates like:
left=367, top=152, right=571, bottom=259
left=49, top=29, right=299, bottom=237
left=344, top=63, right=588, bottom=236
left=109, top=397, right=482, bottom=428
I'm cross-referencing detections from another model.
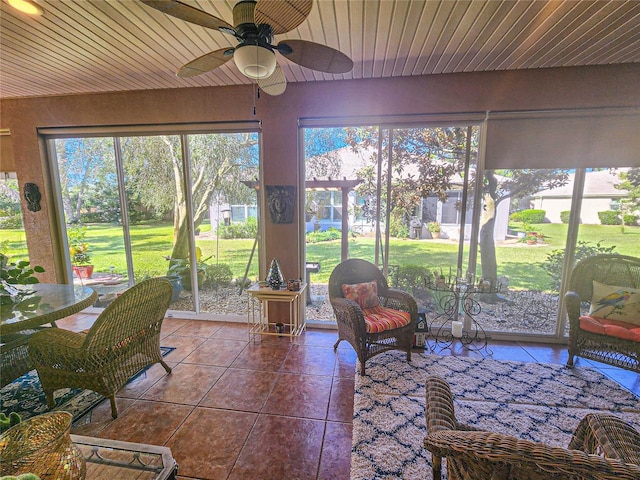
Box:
left=1, top=0, right=639, bottom=99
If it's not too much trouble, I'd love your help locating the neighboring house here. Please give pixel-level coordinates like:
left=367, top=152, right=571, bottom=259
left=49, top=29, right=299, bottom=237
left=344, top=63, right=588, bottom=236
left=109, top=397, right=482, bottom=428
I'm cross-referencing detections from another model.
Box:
left=532, top=169, right=629, bottom=224
left=305, top=145, right=511, bottom=240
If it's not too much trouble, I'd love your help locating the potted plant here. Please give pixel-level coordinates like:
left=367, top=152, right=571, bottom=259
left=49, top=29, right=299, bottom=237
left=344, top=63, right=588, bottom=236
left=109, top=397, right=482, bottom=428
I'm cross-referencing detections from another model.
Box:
left=522, top=233, right=538, bottom=245
left=167, top=247, right=213, bottom=291
left=68, top=226, right=93, bottom=279
left=427, top=221, right=442, bottom=239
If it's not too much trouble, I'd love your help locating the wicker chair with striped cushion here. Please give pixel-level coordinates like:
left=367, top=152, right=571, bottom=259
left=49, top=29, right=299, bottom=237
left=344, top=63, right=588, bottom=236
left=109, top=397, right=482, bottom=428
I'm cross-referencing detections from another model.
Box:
left=565, top=254, right=640, bottom=373
left=329, top=258, right=418, bottom=375
left=28, top=277, right=173, bottom=418
left=424, top=375, right=640, bottom=480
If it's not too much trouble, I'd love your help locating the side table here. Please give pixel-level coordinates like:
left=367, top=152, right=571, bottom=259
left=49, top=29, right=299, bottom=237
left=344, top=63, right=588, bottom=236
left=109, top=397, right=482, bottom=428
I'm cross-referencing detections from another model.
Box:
left=247, top=283, right=307, bottom=341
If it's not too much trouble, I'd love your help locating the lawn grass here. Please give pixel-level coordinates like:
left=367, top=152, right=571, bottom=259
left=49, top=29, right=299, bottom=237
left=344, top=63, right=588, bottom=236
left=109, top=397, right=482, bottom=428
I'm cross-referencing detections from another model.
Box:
left=3, top=222, right=638, bottom=291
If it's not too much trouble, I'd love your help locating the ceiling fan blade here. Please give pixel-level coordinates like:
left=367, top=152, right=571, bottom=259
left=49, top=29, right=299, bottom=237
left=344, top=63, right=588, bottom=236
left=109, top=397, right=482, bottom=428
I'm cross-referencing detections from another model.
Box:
left=254, top=0, right=313, bottom=35
left=279, top=40, right=353, bottom=74
left=177, top=48, right=233, bottom=78
left=258, top=64, right=287, bottom=96
left=140, top=0, right=235, bottom=34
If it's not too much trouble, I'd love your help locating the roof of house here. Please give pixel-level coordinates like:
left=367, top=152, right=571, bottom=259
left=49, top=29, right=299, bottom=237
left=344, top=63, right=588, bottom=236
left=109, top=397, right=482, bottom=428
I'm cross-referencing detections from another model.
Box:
left=535, top=169, right=629, bottom=198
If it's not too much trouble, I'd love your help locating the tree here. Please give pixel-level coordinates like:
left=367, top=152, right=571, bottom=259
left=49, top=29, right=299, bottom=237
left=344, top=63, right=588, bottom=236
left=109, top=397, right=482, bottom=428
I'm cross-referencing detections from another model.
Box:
left=55, top=138, right=116, bottom=224
left=322, top=126, right=569, bottom=288
left=345, top=126, right=472, bottom=233
left=616, top=167, right=640, bottom=228
left=478, top=170, right=569, bottom=284
left=121, top=133, right=259, bottom=260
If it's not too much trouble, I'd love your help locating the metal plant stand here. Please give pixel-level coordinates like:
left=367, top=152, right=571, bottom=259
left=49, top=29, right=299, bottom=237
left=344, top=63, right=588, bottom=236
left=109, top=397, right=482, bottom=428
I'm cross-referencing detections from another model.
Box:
left=425, top=275, right=501, bottom=355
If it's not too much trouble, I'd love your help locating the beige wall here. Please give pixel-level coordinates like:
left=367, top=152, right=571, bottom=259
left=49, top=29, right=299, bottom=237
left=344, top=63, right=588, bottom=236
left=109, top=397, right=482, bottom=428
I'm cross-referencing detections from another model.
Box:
left=1, top=64, right=640, bottom=283
left=534, top=196, right=623, bottom=224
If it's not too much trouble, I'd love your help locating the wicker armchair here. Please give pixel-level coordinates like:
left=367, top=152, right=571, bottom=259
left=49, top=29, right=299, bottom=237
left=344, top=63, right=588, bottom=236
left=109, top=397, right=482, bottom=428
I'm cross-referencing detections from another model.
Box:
left=424, top=375, right=640, bottom=480
left=329, top=258, right=418, bottom=375
left=28, top=277, right=173, bottom=418
left=565, top=254, right=640, bottom=372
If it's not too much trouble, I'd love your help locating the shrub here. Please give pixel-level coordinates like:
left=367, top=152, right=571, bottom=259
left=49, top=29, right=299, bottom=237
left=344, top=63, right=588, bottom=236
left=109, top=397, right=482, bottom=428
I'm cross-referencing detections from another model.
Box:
left=543, top=240, right=616, bottom=291
left=0, top=215, right=23, bottom=228
left=217, top=217, right=257, bottom=239
left=203, top=263, right=233, bottom=289
left=427, top=221, right=441, bottom=233
left=396, top=264, right=430, bottom=291
left=597, top=210, right=621, bottom=225
left=509, top=209, right=546, bottom=224
left=388, top=214, right=409, bottom=238
left=306, top=228, right=341, bottom=243
left=560, top=211, right=571, bottom=224
left=623, top=213, right=638, bottom=226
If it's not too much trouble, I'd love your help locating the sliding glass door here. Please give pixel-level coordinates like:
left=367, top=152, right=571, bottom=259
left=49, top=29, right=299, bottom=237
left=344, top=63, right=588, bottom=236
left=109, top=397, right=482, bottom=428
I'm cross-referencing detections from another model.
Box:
left=48, top=124, right=260, bottom=316
left=301, top=121, right=481, bottom=324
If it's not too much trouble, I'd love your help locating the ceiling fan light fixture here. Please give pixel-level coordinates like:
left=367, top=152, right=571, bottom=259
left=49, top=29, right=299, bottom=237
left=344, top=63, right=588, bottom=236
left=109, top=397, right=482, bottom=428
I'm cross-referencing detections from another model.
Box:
left=6, top=0, right=43, bottom=15
left=234, top=44, right=276, bottom=80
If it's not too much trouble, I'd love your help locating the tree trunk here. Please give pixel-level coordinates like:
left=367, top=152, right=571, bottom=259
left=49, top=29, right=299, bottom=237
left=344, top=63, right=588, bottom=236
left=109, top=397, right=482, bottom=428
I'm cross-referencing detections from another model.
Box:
left=479, top=191, right=498, bottom=284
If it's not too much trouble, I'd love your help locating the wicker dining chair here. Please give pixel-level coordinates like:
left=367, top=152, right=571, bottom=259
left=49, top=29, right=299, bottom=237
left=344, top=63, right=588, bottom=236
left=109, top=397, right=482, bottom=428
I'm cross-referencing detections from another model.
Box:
left=28, top=277, right=173, bottom=418
left=565, top=254, right=640, bottom=373
left=424, top=375, right=640, bottom=480
left=328, top=258, right=418, bottom=375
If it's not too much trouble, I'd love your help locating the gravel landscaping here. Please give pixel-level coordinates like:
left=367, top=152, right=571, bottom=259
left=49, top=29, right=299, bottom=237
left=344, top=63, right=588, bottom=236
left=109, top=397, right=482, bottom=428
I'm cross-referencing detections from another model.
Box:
left=171, top=283, right=563, bottom=336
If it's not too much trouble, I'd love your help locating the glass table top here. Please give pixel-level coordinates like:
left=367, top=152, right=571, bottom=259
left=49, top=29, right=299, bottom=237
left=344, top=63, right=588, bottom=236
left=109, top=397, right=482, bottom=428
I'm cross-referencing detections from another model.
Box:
left=0, top=283, right=96, bottom=334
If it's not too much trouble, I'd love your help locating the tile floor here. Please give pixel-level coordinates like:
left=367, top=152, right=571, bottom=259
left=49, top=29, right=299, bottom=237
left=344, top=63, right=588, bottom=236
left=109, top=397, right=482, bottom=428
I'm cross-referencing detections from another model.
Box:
left=56, top=313, right=640, bottom=480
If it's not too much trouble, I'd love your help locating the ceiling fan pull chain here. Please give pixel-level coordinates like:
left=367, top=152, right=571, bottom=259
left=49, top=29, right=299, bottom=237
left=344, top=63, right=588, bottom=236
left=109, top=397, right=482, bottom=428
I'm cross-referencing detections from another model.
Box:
left=252, top=83, right=256, bottom=116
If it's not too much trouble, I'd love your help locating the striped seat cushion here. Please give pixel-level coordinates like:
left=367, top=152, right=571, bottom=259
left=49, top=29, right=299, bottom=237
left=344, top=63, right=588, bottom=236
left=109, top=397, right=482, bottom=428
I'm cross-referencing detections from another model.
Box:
left=363, top=305, right=411, bottom=334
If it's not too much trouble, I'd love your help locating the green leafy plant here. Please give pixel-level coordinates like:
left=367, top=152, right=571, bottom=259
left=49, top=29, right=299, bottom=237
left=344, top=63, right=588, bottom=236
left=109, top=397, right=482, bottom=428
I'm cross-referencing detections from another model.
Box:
left=0, top=253, right=44, bottom=285
left=68, top=226, right=92, bottom=265
left=598, top=210, right=621, bottom=225
left=1, top=254, right=45, bottom=305
left=427, top=221, right=441, bottom=233
left=396, top=264, right=430, bottom=292
left=623, top=213, right=638, bottom=226
left=509, top=209, right=546, bottom=224
left=167, top=251, right=214, bottom=291
left=543, top=240, right=617, bottom=290
left=217, top=217, right=258, bottom=239
left=0, top=412, right=21, bottom=433
left=306, top=227, right=341, bottom=243
left=203, top=263, right=233, bottom=289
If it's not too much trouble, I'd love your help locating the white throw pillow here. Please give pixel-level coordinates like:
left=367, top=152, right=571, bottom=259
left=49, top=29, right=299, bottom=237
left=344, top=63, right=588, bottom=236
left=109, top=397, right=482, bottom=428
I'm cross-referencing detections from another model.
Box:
left=589, top=280, right=640, bottom=325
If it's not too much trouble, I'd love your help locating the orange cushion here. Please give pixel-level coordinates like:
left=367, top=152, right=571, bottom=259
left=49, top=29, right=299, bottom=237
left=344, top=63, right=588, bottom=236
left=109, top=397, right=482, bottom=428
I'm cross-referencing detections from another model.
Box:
left=363, top=305, right=411, bottom=334
left=579, top=315, right=640, bottom=342
left=342, top=280, right=380, bottom=310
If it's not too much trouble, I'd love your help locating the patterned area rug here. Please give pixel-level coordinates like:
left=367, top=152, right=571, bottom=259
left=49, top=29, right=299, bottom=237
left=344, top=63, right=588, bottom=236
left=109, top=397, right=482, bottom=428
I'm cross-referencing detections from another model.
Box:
left=0, top=346, right=174, bottom=423
left=351, top=351, right=640, bottom=479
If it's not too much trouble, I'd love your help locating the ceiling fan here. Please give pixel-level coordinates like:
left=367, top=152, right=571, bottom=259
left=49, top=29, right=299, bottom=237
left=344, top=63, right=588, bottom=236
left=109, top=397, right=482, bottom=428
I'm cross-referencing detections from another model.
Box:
left=140, top=0, right=354, bottom=96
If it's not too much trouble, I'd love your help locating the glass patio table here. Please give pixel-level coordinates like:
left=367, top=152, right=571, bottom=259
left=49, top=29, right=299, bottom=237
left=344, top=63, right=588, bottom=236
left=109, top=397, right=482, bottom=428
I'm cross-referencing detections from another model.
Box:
left=1, top=283, right=97, bottom=335
left=1, top=283, right=97, bottom=387
left=71, top=435, right=178, bottom=479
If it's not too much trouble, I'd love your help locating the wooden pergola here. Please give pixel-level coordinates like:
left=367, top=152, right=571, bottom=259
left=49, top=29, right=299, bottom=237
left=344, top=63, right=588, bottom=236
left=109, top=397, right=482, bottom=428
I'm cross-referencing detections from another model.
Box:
left=306, top=178, right=363, bottom=261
